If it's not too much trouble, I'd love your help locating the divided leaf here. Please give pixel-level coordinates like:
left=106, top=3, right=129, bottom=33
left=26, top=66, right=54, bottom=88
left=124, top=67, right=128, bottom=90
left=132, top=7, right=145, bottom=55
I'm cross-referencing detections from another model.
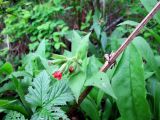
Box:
left=25, top=70, right=50, bottom=107
left=47, top=80, right=74, bottom=106
left=25, top=70, right=74, bottom=120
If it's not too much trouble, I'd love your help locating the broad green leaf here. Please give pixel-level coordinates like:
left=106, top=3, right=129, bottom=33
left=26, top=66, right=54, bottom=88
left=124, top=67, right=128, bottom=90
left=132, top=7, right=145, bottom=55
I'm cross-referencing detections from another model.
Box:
left=112, top=44, right=151, bottom=120
left=70, top=31, right=90, bottom=59
left=86, top=56, right=102, bottom=79
left=0, top=62, right=13, bottom=75
left=80, top=97, right=100, bottom=120
left=70, top=30, right=81, bottom=55
left=110, top=27, right=126, bottom=51
left=133, top=37, right=160, bottom=80
left=85, top=56, right=105, bottom=105
left=36, top=40, right=46, bottom=57
left=69, top=58, right=88, bottom=101
left=11, top=76, right=32, bottom=115
left=140, top=0, right=160, bottom=24
left=85, top=72, right=116, bottom=99
left=76, top=32, right=91, bottom=59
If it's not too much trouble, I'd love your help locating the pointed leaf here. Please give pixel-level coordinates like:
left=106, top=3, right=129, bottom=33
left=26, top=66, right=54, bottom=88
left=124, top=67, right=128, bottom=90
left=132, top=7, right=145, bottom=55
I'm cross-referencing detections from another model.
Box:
left=140, top=0, right=160, bottom=24
left=36, top=40, right=46, bottom=57
left=85, top=72, right=116, bottom=99
left=69, top=58, right=88, bottom=101
left=112, top=44, right=151, bottom=120
left=80, top=97, right=100, bottom=120
left=0, top=62, right=13, bottom=75
left=133, top=37, right=160, bottom=79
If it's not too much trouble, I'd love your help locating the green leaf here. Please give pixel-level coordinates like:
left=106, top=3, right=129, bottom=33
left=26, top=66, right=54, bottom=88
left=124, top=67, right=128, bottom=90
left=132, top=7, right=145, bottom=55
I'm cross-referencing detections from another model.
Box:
left=0, top=82, right=14, bottom=93
left=133, top=37, right=160, bottom=80
left=25, top=71, right=74, bottom=120
left=70, top=31, right=91, bottom=59
left=101, top=32, right=107, bottom=52
left=54, top=42, right=61, bottom=50
left=86, top=56, right=102, bottom=79
left=69, top=58, right=88, bottom=101
left=85, top=72, right=116, bottom=99
left=47, top=80, right=74, bottom=106
left=70, top=30, right=81, bottom=55
left=36, top=40, right=46, bottom=57
left=52, top=54, right=66, bottom=60
left=112, top=44, right=151, bottom=120
left=147, top=77, right=160, bottom=119
left=0, top=100, right=16, bottom=107
left=140, top=0, right=160, bottom=24
left=69, top=72, right=85, bottom=102
left=155, top=56, right=160, bottom=67
left=118, top=20, right=138, bottom=26
left=4, top=111, right=26, bottom=120
left=102, top=99, right=112, bottom=120
left=110, top=27, right=126, bottom=51
left=25, top=70, right=50, bottom=107
left=145, top=28, right=160, bottom=43
left=0, top=99, right=28, bottom=116
left=91, top=9, right=101, bottom=39
left=11, top=76, right=32, bottom=115
left=0, top=62, right=13, bottom=75
left=80, top=97, right=100, bottom=120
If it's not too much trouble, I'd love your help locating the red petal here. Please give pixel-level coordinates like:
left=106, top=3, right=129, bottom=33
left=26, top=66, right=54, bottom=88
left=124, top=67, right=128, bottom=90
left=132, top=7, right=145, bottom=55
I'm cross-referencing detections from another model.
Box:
left=52, top=71, right=62, bottom=80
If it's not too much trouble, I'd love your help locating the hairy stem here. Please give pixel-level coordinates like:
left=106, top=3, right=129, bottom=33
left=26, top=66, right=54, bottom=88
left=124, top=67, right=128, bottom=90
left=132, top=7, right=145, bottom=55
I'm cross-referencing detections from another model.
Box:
left=68, top=1, right=160, bottom=116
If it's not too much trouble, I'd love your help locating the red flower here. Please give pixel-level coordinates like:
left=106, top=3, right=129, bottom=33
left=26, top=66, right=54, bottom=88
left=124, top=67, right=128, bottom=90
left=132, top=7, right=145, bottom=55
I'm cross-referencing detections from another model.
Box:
left=53, top=71, right=62, bottom=80
left=69, top=66, right=74, bottom=73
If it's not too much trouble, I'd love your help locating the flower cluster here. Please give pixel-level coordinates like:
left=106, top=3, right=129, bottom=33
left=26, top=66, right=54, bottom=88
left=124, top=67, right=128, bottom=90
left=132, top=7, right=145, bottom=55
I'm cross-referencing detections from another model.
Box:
left=52, top=71, right=62, bottom=80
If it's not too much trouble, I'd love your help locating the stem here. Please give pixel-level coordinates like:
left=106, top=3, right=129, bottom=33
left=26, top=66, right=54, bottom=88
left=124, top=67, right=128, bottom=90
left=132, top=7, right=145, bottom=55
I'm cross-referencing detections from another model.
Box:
left=68, top=1, right=160, bottom=116
left=101, top=1, right=160, bottom=72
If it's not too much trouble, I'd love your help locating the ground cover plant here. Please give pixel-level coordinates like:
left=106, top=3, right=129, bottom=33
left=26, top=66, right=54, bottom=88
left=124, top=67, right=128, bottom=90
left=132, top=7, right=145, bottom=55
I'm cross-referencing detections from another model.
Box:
left=0, top=0, right=160, bottom=120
